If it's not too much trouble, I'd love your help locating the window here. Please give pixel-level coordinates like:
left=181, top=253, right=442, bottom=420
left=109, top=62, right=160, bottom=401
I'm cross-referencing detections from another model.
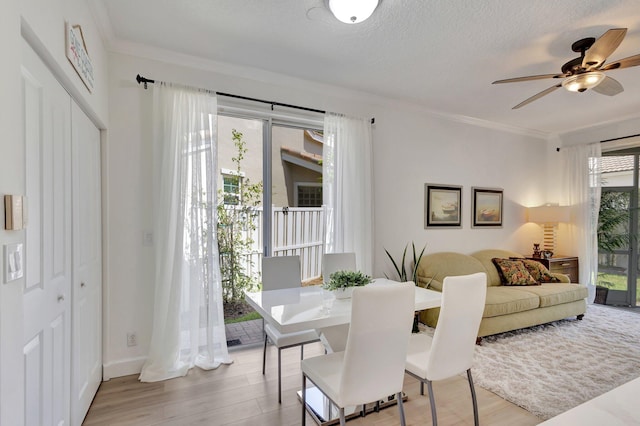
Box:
left=221, top=168, right=245, bottom=205
left=295, top=183, right=322, bottom=207
left=222, top=175, right=240, bottom=205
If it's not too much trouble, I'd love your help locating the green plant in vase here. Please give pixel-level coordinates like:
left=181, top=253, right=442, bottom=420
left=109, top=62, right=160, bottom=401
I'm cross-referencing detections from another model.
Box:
left=323, top=270, right=372, bottom=298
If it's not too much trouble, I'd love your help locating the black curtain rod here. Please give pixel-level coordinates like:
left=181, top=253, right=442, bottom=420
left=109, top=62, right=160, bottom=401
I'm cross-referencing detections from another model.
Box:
left=600, top=133, right=640, bottom=143
left=555, top=133, right=640, bottom=152
left=136, top=74, right=375, bottom=124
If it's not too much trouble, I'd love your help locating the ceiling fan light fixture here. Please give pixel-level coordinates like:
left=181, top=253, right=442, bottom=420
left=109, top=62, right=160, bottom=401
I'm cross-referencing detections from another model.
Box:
left=561, top=71, right=606, bottom=92
left=329, top=0, right=379, bottom=24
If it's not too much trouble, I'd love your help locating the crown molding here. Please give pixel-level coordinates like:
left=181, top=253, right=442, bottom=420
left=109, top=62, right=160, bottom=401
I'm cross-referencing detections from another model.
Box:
left=558, top=110, right=640, bottom=138
left=425, top=110, right=550, bottom=140
left=89, top=0, right=551, bottom=142
left=112, top=38, right=552, bottom=139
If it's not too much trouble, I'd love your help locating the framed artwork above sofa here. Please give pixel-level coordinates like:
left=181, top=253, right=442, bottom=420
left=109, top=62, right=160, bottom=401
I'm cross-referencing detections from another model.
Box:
left=472, top=187, right=503, bottom=228
left=424, top=183, right=462, bottom=228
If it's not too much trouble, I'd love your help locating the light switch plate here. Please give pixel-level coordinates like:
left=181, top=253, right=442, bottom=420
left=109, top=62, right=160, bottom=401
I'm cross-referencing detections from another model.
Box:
left=4, top=243, right=24, bottom=283
left=4, top=195, right=24, bottom=230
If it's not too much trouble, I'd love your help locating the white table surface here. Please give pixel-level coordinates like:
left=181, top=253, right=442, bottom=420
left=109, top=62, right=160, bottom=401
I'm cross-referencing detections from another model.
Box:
left=244, top=278, right=442, bottom=334
left=538, top=376, right=640, bottom=425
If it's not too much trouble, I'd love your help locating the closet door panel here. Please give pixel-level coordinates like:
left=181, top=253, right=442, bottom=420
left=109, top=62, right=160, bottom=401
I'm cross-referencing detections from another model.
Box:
left=22, top=39, right=72, bottom=426
left=71, top=101, right=102, bottom=425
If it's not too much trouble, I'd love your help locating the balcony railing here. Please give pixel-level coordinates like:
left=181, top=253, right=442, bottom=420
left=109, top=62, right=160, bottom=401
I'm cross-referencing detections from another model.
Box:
left=219, top=205, right=325, bottom=293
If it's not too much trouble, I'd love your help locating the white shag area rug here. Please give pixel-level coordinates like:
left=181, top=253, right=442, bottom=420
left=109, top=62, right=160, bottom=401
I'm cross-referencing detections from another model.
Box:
left=462, top=304, right=640, bottom=420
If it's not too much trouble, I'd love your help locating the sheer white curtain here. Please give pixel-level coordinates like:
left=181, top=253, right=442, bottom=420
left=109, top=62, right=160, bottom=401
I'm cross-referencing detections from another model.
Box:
left=323, top=113, right=373, bottom=275
left=561, top=142, right=602, bottom=303
left=140, top=84, right=232, bottom=382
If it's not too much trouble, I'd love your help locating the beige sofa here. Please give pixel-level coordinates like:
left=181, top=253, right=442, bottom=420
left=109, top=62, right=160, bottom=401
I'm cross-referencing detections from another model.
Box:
left=415, top=249, right=588, bottom=338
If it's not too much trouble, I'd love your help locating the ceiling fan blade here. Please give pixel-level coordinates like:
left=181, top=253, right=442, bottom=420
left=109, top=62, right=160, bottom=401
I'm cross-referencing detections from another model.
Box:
left=583, top=28, right=627, bottom=69
left=513, top=84, right=562, bottom=109
left=592, top=76, right=624, bottom=96
left=493, top=74, right=565, bottom=84
left=601, top=53, right=640, bottom=71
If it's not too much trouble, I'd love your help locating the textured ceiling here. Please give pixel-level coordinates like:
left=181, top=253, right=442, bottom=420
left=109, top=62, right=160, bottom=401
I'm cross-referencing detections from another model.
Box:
left=93, top=0, right=640, bottom=136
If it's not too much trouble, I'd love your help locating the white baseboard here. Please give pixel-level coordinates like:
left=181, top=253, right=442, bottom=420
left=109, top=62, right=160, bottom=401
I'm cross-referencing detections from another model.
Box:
left=103, top=356, right=146, bottom=380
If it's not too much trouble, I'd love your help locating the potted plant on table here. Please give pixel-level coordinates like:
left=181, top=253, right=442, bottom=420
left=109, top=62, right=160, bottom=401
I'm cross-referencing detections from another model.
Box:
left=323, top=270, right=372, bottom=299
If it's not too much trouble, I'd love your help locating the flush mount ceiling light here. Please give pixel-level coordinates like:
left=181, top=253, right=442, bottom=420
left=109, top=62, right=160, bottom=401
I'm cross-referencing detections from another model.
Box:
left=561, top=71, right=606, bottom=92
left=329, top=0, right=379, bottom=24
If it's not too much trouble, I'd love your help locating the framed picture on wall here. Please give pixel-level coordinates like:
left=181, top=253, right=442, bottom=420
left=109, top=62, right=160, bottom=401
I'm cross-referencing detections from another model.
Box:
left=425, top=184, right=462, bottom=228
left=472, top=187, right=503, bottom=227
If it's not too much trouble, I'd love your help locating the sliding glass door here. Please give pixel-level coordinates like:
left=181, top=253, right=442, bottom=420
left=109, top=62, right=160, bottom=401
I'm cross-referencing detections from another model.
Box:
left=217, top=114, right=325, bottom=341
left=217, top=116, right=265, bottom=307
left=597, top=154, right=639, bottom=306
left=270, top=124, right=325, bottom=284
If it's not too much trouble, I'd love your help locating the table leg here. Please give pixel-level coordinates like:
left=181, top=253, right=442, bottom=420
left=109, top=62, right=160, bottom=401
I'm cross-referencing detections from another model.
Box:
left=298, top=388, right=407, bottom=426
left=318, top=324, right=349, bottom=353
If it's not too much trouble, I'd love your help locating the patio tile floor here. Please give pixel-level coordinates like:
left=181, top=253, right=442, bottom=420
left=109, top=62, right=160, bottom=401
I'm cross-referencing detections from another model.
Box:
left=225, top=318, right=264, bottom=348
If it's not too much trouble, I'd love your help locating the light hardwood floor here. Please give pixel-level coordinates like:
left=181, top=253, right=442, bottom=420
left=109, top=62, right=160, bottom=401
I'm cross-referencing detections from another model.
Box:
left=83, top=342, right=542, bottom=425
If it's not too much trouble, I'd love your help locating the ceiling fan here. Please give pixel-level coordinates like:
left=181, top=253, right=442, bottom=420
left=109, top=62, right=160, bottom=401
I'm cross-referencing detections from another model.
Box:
left=493, top=28, right=640, bottom=109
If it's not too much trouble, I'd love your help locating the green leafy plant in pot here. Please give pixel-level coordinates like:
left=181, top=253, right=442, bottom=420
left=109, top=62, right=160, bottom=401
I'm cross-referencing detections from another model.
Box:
left=323, top=270, right=372, bottom=299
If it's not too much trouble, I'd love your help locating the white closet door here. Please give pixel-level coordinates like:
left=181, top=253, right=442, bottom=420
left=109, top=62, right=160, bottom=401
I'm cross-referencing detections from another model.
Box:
left=22, top=40, right=72, bottom=426
left=71, top=101, right=102, bottom=425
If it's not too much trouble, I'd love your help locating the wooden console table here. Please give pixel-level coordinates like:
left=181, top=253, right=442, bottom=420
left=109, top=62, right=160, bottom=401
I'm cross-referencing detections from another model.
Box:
left=525, top=256, right=579, bottom=283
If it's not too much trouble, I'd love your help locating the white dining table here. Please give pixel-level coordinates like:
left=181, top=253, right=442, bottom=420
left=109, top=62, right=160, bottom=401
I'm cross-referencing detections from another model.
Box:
left=244, top=278, right=442, bottom=425
left=244, top=278, right=441, bottom=342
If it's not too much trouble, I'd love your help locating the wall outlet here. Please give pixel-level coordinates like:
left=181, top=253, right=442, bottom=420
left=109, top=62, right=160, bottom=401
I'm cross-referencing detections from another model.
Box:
left=127, top=332, right=137, bottom=347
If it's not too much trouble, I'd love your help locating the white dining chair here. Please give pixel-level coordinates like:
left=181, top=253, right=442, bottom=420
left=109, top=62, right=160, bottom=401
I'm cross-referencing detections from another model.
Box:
left=319, top=252, right=356, bottom=352
left=301, top=281, right=415, bottom=426
left=322, top=252, right=357, bottom=283
left=405, top=272, right=487, bottom=426
left=261, top=255, right=320, bottom=403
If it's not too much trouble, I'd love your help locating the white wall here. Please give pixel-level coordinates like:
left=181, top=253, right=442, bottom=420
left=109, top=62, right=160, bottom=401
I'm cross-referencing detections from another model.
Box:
left=0, top=2, right=25, bottom=423
left=374, top=106, right=556, bottom=269
left=105, top=50, right=550, bottom=377
left=0, top=0, right=108, bottom=422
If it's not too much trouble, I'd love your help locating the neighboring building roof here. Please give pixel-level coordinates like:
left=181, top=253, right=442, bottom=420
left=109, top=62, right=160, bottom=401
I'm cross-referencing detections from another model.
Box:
left=601, top=155, right=634, bottom=173
left=305, top=130, right=324, bottom=144
left=280, top=146, right=322, bottom=173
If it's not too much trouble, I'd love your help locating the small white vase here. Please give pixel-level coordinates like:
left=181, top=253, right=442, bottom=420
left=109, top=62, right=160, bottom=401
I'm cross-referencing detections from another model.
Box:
left=333, top=287, right=354, bottom=299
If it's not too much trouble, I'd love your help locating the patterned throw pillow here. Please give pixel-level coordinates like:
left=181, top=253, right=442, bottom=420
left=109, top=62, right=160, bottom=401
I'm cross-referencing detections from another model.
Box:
left=492, top=258, right=539, bottom=286
left=521, top=259, right=560, bottom=283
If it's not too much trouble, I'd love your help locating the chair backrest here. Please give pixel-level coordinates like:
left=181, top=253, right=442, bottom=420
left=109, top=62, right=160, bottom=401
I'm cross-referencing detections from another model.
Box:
left=426, top=272, right=487, bottom=381
left=340, top=282, right=415, bottom=406
left=262, top=255, right=301, bottom=291
left=322, top=252, right=356, bottom=284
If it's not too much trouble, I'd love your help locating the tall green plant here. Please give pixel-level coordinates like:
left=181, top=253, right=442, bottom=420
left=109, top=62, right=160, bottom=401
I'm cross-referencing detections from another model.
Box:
left=598, top=191, right=630, bottom=253
left=217, top=129, right=263, bottom=303
left=384, top=242, right=427, bottom=333
left=597, top=190, right=634, bottom=289
left=384, top=242, right=427, bottom=284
